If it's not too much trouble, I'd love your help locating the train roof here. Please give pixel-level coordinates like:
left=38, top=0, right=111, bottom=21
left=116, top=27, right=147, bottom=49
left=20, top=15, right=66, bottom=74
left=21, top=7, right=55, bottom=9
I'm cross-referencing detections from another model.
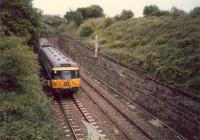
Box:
left=39, top=38, right=53, bottom=48
left=40, top=46, right=78, bottom=68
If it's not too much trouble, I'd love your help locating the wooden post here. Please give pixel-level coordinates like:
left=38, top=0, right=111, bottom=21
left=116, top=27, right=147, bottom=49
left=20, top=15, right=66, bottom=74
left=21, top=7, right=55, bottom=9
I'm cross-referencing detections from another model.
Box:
left=94, top=35, right=99, bottom=57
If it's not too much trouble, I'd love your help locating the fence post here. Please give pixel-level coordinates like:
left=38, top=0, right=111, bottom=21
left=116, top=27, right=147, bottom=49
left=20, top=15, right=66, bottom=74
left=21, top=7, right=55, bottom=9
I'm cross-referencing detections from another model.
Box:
left=94, top=35, right=99, bottom=57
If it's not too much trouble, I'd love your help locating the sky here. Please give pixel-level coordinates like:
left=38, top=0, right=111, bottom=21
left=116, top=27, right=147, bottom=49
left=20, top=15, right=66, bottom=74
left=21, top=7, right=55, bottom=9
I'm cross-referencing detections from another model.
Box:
left=33, top=0, right=200, bottom=17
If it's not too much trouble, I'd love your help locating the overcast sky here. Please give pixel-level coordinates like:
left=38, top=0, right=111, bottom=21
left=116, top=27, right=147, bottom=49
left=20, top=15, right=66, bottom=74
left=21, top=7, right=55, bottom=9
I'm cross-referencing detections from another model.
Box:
left=33, top=0, right=200, bottom=17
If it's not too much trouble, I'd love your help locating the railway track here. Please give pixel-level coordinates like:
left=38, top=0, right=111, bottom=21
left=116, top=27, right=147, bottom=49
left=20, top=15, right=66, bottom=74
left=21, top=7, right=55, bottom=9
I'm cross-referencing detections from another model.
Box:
left=80, top=77, right=153, bottom=140
left=53, top=97, right=83, bottom=140
left=80, top=68, right=186, bottom=140
left=53, top=93, right=106, bottom=140
left=56, top=36, right=200, bottom=140
left=56, top=46, right=186, bottom=139
left=80, top=55, right=200, bottom=138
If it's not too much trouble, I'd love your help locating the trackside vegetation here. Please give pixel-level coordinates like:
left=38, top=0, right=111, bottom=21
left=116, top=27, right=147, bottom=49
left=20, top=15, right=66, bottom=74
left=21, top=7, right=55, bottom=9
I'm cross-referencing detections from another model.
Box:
left=58, top=5, right=200, bottom=95
left=0, top=37, right=63, bottom=139
left=0, top=0, right=64, bottom=139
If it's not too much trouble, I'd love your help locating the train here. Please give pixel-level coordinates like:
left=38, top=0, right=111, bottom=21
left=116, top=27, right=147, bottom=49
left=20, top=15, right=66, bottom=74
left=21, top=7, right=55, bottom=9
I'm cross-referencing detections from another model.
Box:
left=38, top=38, right=80, bottom=94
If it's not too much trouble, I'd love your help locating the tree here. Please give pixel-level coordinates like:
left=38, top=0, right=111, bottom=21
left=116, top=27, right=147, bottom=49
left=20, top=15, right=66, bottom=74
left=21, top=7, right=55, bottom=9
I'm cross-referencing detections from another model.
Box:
left=73, top=11, right=83, bottom=26
left=77, top=5, right=104, bottom=19
left=64, top=10, right=74, bottom=23
left=0, top=0, right=42, bottom=46
left=77, top=7, right=88, bottom=19
left=170, top=7, right=186, bottom=17
left=190, top=7, right=200, bottom=17
left=64, top=11, right=83, bottom=26
left=44, top=15, right=64, bottom=26
left=120, top=10, right=134, bottom=20
left=143, top=5, right=160, bottom=16
left=87, top=5, right=104, bottom=18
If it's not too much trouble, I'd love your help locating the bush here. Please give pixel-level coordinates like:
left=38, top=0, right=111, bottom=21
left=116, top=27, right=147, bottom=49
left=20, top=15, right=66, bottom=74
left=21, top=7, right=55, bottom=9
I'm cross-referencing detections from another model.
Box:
left=190, top=7, right=200, bottom=17
left=114, top=15, right=121, bottom=21
left=77, top=5, right=104, bottom=19
left=153, top=10, right=170, bottom=16
left=64, top=11, right=83, bottom=26
left=175, top=38, right=196, bottom=48
left=44, top=15, right=64, bottom=26
left=114, top=10, right=134, bottom=21
left=0, top=36, right=64, bottom=139
left=0, top=37, right=39, bottom=93
left=130, top=36, right=148, bottom=48
left=86, top=5, right=104, bottom=18
left=143, top=5, right=160, bottom=16
left=104, top=18, right=114, bottom=27
left=120, top=10, right=134, bottom=20
left=108, top=40, right=125, bottom=48
left=0, top=0, right=42, bottom=46
left=73, top=11, right=83, bottom=26
left=156, top=36, right=169, bottom=45
left=80, top=25, right=94, bottom=37
left=170, top=7, right=186, bottom=17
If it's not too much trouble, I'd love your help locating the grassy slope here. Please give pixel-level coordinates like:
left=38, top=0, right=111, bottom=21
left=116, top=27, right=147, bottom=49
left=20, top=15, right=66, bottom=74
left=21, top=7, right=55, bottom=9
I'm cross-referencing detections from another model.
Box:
left=59, top=16, right=200, bottom=95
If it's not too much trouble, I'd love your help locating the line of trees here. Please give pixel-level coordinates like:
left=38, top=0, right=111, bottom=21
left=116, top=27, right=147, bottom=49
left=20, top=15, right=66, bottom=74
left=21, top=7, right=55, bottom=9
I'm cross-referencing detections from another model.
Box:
left=64, top=5, right=104, bottom=26
left=143, top=5, right=200, bottom=17
left=51, top=4, right=200, bottom=28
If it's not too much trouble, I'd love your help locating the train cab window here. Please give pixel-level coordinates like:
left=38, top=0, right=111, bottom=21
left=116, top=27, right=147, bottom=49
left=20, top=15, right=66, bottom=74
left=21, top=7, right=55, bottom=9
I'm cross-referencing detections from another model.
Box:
left=53, top=70, right=79, bottom=79
left=71, top=70, right=79, bottom=79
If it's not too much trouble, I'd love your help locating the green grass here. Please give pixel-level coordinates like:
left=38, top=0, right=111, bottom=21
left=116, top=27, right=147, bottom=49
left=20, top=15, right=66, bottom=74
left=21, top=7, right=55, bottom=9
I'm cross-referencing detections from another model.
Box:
left=58, top=15, right=200, bottom=95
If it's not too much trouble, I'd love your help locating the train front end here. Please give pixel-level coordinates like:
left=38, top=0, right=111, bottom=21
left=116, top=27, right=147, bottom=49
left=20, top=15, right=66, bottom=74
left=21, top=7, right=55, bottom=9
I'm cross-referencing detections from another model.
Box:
left=51, top=67, right=80, bottom=93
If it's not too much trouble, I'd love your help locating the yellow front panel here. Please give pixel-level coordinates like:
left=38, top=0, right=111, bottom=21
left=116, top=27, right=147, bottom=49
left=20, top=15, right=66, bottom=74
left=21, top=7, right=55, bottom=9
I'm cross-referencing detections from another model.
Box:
left=51, top=78, right=80, bottom=89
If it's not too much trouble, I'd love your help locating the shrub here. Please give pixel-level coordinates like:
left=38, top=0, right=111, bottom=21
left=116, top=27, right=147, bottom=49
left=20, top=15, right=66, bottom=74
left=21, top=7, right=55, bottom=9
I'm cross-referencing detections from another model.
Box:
left=170, top=7, right=186, bottom=17
left=175, top=38, right=196, bottom=48
left=64, top=11, right=83, bottom=26
left=190, top=7, right=200, bottom=17
left=113, top=31, right=124, bottom=40
left=0, top=36, right=64, bottom=139
left=130, top=36, right=148, bottom=48
left=108, top=40, right=125, bottom=48
left=104, top=18, right=114, bottom=27
left=114, top=10, right=134, bottom=21
left=77, top=5, right=104, bottom=19
left=114, top=15, right=121, bottom=21
left=153, top=10, right=170, bottom=16
left=73, top=11, right=83, bottom=26
left=80, top=25, right=94, bottom=37
left=156, top=36, right=169, bottom=45
left=99, top=38, right=107, bottom=44
left=0, top=37, right=39, bottom=93
left=120, top=10, right=134, bottom=20
left=0, top=0, right=42, bottom=46
left=143, top=5, right=160, bottom=16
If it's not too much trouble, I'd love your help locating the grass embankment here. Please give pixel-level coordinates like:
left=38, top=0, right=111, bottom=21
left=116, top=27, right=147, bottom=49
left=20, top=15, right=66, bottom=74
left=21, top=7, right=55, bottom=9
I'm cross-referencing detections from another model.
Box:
left=0, top=37, right=63, bottom=139
left=58, top=16, right=200, bottom=95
